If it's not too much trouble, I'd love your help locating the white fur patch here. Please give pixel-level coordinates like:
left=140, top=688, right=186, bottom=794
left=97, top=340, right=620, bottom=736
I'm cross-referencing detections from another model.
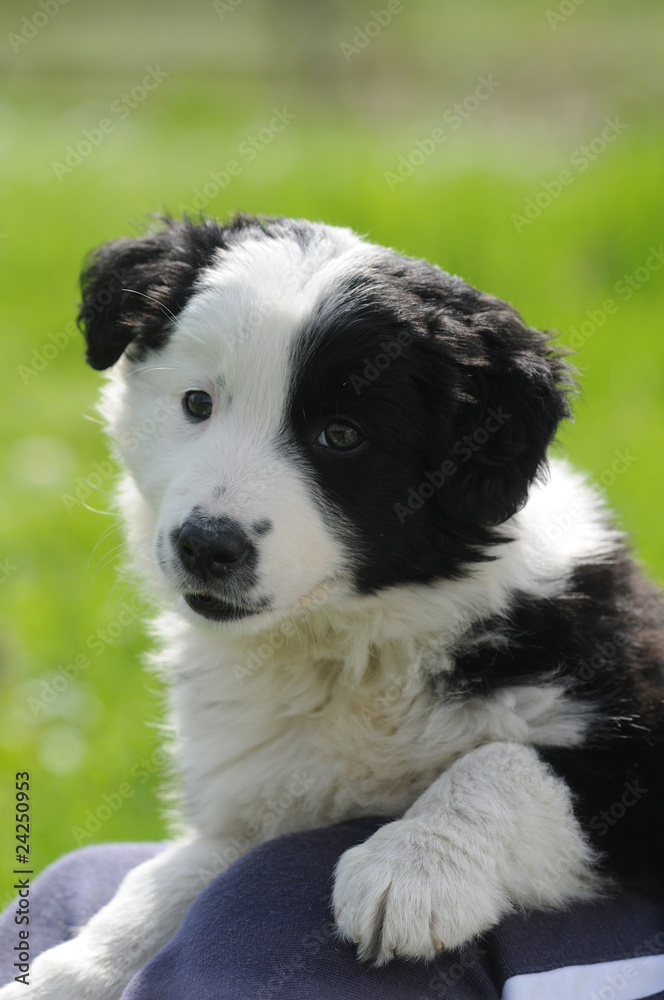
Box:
left=333, top=742, right=601, bottom=964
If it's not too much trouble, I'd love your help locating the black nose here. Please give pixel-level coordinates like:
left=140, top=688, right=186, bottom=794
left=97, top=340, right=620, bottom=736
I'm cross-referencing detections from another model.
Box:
left=176, top=518, right=252, bottom=581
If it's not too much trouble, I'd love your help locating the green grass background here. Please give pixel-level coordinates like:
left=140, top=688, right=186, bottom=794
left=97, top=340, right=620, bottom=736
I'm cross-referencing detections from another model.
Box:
left=1, top=0, right=663, bottom=903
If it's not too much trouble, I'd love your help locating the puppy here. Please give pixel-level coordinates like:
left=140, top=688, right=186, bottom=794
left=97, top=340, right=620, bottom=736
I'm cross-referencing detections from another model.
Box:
left=4, top=214, right=663, bottom=999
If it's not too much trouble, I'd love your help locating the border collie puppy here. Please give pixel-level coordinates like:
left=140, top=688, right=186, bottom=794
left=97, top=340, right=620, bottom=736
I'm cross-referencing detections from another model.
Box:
left=6, top=214, right=663, bottom=999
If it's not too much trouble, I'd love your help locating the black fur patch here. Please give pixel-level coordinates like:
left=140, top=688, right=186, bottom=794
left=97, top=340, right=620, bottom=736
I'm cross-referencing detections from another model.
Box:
left=286, top=254, right=572, bottom=589
left=448, top=549, right=664, bottom=883
left=79, top=214, right=279, bottom=369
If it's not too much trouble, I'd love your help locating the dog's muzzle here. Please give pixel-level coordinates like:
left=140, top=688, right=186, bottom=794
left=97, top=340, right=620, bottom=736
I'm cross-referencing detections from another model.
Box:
left=174, top=516, right=266, bottom=621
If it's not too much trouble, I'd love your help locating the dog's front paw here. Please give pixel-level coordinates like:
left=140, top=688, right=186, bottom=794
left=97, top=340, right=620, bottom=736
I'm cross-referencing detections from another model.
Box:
left=333, top=818, right=508, bottom=965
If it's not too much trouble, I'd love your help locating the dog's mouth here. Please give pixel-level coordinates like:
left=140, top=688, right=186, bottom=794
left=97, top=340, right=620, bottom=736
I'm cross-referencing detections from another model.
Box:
left=183, top=593, right=267, bottom=622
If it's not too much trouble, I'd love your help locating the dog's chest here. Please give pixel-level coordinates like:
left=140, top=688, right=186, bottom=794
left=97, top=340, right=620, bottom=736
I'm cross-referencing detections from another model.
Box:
left=171, top=628, right=586, bottom=842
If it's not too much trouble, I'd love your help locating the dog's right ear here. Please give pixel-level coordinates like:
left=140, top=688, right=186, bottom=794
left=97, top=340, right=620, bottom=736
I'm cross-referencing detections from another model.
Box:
left=78, top=217, right=229, bottom=370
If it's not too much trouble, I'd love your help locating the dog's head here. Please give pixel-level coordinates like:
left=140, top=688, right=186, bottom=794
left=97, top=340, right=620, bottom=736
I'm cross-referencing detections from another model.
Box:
left=79, top=215, right=571, bottom=630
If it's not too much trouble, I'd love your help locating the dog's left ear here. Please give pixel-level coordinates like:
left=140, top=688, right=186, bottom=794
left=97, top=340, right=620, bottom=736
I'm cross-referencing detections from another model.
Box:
left=78, top=217, right=228, bottom=370
left=427, top=287, right=574, bottom=531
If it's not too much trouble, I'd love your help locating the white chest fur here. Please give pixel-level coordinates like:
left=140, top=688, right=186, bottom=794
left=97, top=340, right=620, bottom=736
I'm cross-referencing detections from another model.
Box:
left=165, top=612, right=589, bottom=846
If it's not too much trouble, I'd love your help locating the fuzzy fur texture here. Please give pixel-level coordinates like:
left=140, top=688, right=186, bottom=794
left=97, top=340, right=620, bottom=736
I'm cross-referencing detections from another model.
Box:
left=4, top=215, right=663, bottom=999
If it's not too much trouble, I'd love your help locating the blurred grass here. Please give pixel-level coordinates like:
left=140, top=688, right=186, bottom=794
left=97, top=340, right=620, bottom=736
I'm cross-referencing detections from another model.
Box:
left=0, top=0, right=663, bottom=901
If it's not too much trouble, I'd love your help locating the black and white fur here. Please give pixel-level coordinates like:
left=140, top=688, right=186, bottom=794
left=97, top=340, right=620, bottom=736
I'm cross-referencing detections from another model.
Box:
left=5, top=215, right=664, bottom=999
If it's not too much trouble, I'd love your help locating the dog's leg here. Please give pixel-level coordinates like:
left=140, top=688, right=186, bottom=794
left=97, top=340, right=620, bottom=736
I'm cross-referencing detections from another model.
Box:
left=333, top=741, right=601, bottom=965
left=0, top=837, right=232, bottom=1000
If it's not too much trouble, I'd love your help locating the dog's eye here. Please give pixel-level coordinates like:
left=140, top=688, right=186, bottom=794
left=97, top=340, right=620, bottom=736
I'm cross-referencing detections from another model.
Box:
left=317, top=422, right=364, bottom=451
left=183, top=390, right=213, bottom=421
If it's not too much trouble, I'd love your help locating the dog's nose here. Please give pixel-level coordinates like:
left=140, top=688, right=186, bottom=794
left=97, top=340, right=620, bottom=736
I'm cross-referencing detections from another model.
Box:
left=176, top=518, right=252, bottom=581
